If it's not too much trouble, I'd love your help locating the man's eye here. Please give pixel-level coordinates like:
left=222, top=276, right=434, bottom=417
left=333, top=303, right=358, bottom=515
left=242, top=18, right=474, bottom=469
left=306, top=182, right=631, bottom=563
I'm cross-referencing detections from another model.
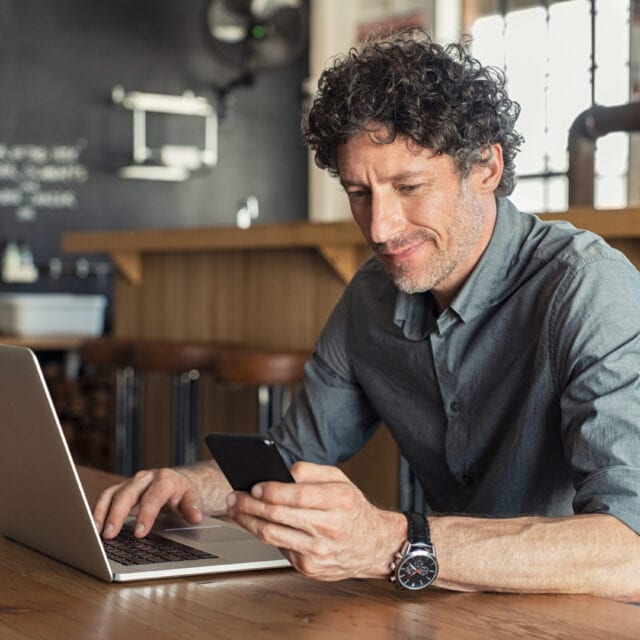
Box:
left=347, top=190, right=368, bottom=199
left=399, top=184, right=419, bottom=193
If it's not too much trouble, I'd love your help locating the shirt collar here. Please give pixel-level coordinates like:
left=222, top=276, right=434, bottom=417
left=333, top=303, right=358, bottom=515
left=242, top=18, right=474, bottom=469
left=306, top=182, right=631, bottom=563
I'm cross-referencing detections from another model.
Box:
left=393, top=197, right=529, bottom=339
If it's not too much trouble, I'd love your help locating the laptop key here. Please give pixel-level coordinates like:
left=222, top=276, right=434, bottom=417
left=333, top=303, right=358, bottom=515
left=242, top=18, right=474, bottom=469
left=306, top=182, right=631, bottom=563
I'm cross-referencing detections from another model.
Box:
left=104, top=526, right=219, bottom=566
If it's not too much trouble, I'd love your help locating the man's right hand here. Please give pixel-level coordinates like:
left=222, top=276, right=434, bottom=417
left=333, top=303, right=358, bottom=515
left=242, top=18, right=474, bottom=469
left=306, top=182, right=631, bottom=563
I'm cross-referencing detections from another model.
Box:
left=93, top=464, right=224, bottom=539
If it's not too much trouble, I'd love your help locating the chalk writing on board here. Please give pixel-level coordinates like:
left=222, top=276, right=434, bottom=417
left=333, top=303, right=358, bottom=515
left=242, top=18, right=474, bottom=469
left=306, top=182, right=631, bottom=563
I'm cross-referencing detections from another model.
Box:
left=0, top=140, right=89, bottom=221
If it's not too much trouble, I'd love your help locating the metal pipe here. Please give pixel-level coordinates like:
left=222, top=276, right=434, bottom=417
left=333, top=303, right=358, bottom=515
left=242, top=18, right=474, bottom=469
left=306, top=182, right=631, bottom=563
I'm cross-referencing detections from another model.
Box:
left=568, top=101, right=640, bottom=206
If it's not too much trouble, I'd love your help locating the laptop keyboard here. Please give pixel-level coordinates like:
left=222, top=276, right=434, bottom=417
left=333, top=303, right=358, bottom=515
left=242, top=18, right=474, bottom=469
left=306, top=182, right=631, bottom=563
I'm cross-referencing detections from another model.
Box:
left=104, top=526, right=219, bottom=566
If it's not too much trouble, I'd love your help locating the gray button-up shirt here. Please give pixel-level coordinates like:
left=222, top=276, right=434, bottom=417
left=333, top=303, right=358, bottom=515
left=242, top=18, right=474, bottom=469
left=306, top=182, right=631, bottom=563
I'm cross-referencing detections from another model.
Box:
left=270, top=198, right=640, bottom=535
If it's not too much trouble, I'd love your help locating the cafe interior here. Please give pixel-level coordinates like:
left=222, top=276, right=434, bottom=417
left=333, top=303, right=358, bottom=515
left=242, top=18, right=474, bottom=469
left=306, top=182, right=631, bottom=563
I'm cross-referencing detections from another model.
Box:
left=0, top=2, right=640, bottom=636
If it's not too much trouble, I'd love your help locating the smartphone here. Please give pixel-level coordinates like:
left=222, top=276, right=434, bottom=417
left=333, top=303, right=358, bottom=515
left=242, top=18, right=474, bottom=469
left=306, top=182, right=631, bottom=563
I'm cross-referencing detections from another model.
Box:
left=205, top=433, right=294, bottom=492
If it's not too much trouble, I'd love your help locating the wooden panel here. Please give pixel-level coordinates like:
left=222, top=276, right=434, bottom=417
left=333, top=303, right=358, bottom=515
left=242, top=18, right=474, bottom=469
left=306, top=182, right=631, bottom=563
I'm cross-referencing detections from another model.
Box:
left=115, top=249, right=346, bottom=346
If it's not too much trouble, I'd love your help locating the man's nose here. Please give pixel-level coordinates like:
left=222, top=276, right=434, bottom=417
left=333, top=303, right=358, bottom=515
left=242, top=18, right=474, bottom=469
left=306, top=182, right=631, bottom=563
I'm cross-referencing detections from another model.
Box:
left=369, top=192, right=404, bottom=245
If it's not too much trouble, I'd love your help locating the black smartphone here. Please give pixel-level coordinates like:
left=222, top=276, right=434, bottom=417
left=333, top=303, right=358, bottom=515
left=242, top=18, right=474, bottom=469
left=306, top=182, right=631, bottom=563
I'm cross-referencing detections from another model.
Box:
left=205, top=433, right=294, bottom=492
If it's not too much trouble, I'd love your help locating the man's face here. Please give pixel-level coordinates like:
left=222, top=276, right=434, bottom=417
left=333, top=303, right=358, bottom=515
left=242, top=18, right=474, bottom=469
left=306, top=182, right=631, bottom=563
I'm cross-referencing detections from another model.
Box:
left=337, top=131, right=496, bottom=301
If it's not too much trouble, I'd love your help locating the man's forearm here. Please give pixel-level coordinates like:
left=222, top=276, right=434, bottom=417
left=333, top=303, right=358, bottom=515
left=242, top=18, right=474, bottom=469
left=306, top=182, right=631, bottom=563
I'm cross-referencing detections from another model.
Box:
left=430, top=513, right=640, bottom=603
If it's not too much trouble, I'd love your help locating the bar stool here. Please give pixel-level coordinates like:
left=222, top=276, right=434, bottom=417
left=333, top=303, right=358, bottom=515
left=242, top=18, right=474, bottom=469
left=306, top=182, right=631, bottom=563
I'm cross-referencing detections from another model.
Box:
left=79, top=337, right=138, bottom=475
left=212, top=347, right=309, bottom=435
left=81, top=339, right=310, bottom=473
left=131, top=340, right=222, bottom=468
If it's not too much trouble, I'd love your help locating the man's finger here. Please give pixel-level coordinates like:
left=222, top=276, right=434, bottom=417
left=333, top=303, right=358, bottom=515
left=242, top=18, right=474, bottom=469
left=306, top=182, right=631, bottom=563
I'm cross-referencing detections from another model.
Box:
left=96, top=470, right=155, bottom=538
left=290, top=461, right=348, bottom=483
left=231, top=508, right=314, bottom=553
left=93, top=483, right=124, bottom=533
left=129, top=469, right=190, bottom=537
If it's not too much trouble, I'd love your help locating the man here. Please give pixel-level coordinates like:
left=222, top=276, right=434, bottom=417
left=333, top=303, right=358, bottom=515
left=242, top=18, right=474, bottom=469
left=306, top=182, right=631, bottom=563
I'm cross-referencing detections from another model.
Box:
left=94, top=30, right=640, bottom=601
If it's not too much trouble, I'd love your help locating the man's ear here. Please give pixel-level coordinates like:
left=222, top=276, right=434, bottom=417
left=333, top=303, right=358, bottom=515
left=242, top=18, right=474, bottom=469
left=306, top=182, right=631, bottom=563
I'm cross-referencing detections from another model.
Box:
left=473, top=144, right=504, bottom=194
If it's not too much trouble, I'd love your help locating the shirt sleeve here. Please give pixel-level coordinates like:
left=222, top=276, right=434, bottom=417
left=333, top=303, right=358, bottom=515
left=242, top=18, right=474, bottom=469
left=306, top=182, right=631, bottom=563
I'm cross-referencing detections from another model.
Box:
left=268, top=278, right=381, bottom=466
left=551, top=251, right=640, bottom=535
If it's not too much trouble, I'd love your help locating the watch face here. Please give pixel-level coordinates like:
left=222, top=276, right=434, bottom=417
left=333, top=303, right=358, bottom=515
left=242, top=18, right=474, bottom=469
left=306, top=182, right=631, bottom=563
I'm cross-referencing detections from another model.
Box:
left=397, top=552, right=438, bottom=590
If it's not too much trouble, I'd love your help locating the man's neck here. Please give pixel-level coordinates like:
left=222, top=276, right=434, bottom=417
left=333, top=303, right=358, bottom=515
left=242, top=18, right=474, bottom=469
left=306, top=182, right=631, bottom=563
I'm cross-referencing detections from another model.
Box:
left=431, top=196, right=498, bottom=314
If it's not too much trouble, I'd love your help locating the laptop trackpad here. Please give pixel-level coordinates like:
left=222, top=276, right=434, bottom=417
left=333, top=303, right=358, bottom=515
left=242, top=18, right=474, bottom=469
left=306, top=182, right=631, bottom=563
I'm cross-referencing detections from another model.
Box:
left=164, top=523, right=256, bottom=545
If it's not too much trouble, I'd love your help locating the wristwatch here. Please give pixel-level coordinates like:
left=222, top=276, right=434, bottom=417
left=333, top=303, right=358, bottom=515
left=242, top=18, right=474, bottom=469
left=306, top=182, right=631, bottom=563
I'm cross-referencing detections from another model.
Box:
left=390, top=511, right=439, bottom=590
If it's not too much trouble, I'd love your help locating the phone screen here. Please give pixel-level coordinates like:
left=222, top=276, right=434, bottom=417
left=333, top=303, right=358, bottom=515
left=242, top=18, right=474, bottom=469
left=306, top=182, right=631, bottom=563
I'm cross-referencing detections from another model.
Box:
left=205, top=433, right=294, bottom=492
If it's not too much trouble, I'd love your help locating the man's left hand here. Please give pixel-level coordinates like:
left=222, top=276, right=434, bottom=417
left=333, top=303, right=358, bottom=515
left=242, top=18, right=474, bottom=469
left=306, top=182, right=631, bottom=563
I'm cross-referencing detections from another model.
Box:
left=226, top=461, right=406, bottom=581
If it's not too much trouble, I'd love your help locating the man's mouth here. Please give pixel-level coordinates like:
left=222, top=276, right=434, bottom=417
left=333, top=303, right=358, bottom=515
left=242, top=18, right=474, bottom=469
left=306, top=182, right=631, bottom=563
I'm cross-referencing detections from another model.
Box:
left=374, top=235, right=434, bottom=265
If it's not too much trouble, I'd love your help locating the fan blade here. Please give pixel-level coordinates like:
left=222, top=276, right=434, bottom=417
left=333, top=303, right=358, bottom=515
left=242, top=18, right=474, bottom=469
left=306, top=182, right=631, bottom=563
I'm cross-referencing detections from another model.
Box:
left=250, top=0, right=304, bottom=21
left=208, top=0, right=252, bottom=44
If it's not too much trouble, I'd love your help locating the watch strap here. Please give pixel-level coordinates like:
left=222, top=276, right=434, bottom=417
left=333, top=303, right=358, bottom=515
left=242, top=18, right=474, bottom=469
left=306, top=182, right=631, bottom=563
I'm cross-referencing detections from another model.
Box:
left=404, top=511, right=429, bottom=546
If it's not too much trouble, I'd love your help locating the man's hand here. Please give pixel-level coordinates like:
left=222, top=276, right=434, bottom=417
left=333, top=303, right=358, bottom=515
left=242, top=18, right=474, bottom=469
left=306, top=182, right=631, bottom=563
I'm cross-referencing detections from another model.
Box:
left=93, top=462, right=228, bottom=539
left=226, top=461, right=406, bottom=581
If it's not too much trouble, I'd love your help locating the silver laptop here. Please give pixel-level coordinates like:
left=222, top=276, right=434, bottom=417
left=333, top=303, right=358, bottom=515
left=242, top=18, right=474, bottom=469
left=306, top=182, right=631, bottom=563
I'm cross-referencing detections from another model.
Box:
left=0, top=344, right=289, bottom=582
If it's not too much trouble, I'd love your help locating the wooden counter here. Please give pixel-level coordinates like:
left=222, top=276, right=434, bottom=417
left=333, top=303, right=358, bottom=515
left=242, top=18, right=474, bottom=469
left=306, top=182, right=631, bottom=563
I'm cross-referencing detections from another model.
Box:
left=64, top=220, right=370, bottom=287
left=63, top=207, right=640, bottom=287
left=62, top=207, right=640, bottom=507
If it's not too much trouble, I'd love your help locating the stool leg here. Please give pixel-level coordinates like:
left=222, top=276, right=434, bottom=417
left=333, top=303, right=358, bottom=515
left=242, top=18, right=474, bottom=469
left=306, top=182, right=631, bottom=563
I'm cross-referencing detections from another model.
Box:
left=257, top=384, right=270, bottom=435
left=398, top=456, right=425, bottom=512
left=257, top=384, right=291, bottom=435
left=398, top=456, right=413, bottom=512
left=412, top=474, right=425, bottom=512
left=172, top=370, right=201, bottom=466
left=115, top=365, right=140, bottom=476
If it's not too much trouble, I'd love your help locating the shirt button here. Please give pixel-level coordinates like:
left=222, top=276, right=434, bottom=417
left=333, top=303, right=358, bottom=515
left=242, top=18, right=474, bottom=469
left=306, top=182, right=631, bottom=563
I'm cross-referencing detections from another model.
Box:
left=449, top=400, right=461, bottom=413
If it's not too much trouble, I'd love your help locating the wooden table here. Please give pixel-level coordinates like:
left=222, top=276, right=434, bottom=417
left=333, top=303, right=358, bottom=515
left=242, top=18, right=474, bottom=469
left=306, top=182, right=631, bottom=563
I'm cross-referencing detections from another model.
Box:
left=1, top=467, right=639, bottom=640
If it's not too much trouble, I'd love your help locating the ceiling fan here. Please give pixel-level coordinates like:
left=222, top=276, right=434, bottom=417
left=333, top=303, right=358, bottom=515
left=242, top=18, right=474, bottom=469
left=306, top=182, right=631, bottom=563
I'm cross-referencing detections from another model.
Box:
left=205, top=0, right=308, bottom=85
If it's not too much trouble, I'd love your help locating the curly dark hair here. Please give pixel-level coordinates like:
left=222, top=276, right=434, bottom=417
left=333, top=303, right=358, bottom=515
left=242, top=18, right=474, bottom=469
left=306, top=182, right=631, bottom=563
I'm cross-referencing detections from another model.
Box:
left=302, top=29, right=523, bottom=197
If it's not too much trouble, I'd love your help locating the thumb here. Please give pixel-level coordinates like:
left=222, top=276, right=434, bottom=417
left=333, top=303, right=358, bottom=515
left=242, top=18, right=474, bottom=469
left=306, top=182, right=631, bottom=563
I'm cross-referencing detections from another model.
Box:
left=178, top=489, right=203, bottom=524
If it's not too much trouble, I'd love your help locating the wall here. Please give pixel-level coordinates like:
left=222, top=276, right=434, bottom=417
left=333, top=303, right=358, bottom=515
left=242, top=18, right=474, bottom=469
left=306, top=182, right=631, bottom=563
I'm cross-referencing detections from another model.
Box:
left=0, top=0, right=309, bottom=290
left=307, top=0, right=436, bottom=222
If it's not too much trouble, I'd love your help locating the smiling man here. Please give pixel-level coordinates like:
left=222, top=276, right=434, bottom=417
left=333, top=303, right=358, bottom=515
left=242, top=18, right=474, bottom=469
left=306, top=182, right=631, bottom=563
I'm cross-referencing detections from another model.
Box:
left=95, top=30, right=640, bottom=602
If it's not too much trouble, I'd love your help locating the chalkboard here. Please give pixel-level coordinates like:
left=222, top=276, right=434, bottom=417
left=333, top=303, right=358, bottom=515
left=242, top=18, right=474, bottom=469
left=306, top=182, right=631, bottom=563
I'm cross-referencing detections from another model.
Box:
left=0, top=0, right=309, bottom=290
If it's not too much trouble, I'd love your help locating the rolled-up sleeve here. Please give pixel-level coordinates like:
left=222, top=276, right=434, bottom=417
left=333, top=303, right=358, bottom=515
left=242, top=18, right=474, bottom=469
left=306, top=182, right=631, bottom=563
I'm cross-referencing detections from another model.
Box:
left=552, top=253, right=640, bottom=534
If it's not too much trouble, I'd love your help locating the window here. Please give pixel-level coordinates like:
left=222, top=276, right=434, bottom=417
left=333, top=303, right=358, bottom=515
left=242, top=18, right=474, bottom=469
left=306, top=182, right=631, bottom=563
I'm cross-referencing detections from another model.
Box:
left=467, top=0, right=630, bottom=212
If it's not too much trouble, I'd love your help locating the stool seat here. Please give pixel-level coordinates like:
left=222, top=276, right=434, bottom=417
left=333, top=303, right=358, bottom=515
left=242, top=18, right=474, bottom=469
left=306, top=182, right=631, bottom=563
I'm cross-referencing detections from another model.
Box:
left=213, top=347, right=308, bottom=386
left=131, top=340, right=224, bottom=373
left=80, top=336, right=135, bottom=366
left=213, top=347, right=309, bottom=435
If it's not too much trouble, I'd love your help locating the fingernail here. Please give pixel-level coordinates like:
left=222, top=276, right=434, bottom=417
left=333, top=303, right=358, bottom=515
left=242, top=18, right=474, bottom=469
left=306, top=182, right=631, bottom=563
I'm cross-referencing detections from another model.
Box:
left=135, top=523, right=145, bottom=536
left=226, top=493, right=237, bottom=508
left=104, top=523, right=114, bottom=537
left=191, top=503, right=201, bottom=512
left=251, top=484, right=263, bottom=499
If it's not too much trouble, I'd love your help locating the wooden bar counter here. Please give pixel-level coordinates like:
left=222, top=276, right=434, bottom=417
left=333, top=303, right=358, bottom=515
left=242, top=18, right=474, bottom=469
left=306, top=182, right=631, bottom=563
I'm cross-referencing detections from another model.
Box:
left=1, top=466, right=639, bottom=640
left=62, top=208, right=640, bottom=506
